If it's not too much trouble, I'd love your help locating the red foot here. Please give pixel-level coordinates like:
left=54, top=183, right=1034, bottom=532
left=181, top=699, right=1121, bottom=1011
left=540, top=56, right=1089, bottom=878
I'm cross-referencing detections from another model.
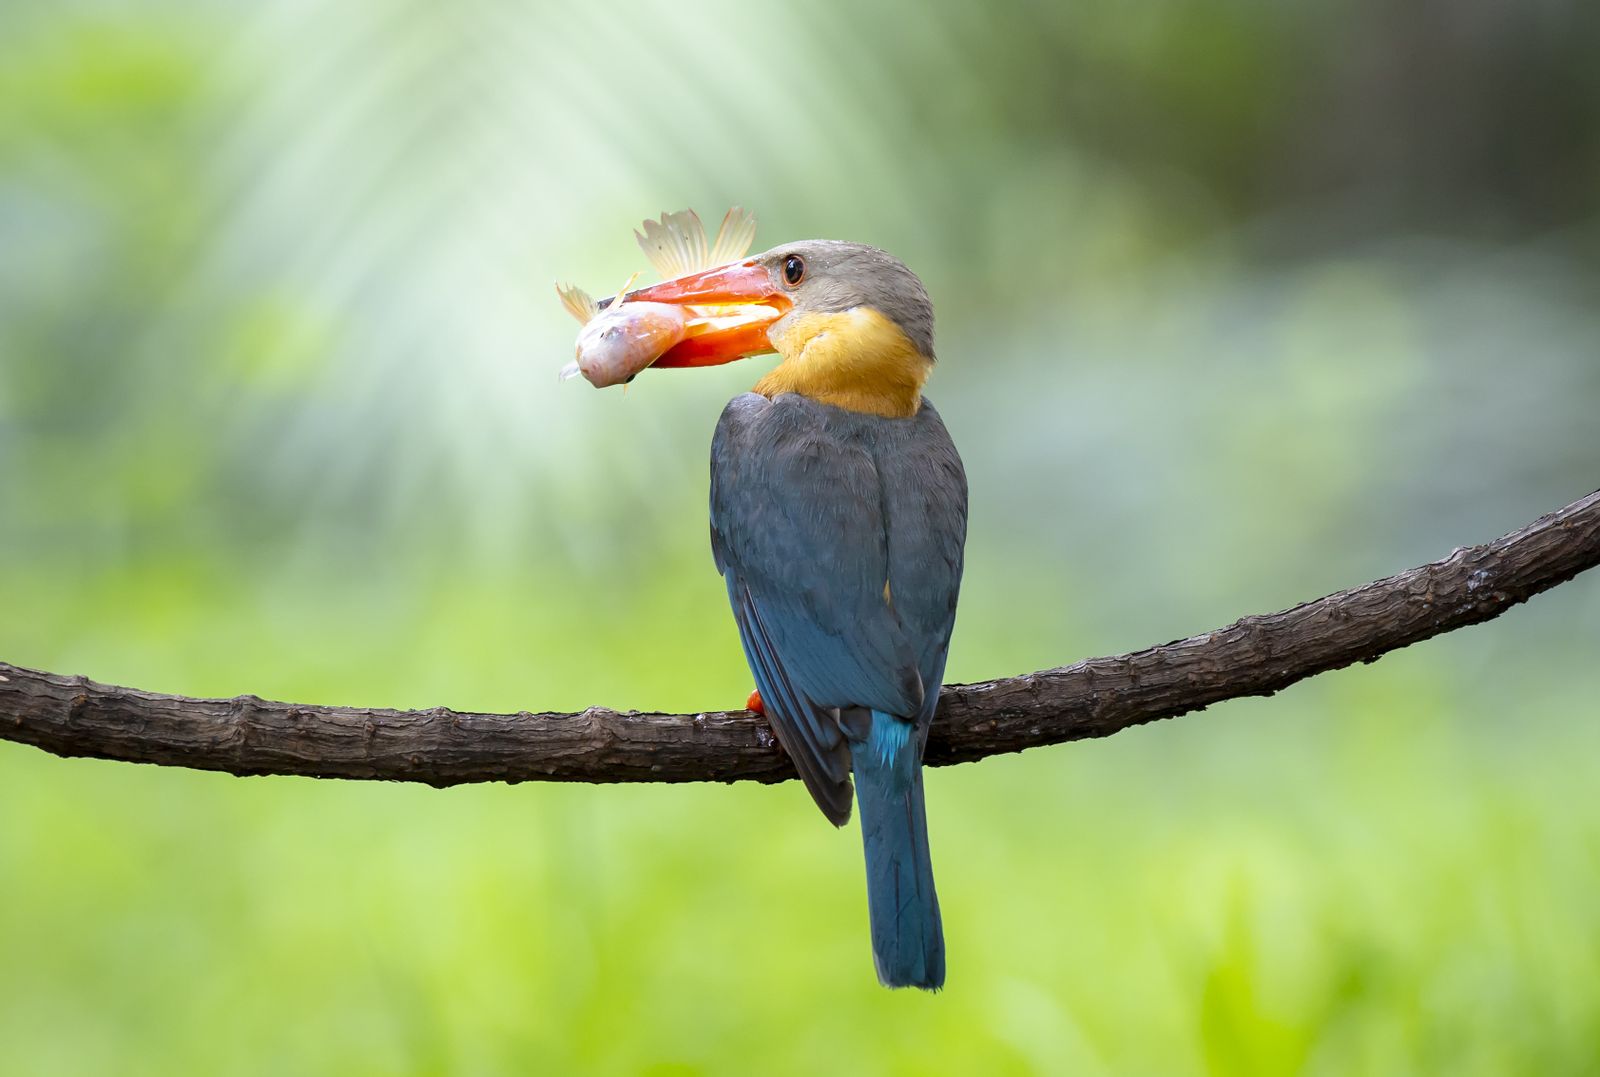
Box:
left=745, top=689, right=764, bottom=715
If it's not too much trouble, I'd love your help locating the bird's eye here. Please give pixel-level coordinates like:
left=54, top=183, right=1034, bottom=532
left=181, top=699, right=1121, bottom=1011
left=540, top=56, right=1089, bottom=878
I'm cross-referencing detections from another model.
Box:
left=782, top=254, right=805, bottom=286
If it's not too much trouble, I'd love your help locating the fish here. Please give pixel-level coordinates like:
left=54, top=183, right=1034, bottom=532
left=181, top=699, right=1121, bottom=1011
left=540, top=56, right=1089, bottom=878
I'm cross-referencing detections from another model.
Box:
left=557, top=207, right=758, bottom=388
left=558, top=293, right=688, bottom=389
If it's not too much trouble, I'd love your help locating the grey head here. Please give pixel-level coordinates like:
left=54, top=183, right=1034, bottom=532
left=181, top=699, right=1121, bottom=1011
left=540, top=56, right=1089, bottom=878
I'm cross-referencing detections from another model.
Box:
left=745, top=240, right=936, bottom=361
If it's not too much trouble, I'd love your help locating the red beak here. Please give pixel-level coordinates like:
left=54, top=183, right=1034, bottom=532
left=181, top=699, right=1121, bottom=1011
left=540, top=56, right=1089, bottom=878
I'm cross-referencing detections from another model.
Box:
left=621, top=261, right=791, bottom=368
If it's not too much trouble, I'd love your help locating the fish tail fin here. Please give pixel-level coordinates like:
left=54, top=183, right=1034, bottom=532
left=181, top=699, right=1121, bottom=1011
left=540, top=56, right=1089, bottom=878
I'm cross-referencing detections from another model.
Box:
left=849, top=709, right=944, bottom=990
left=635, top=209, right=708, bottom=279
left=708, top=205, right=758, bottom=265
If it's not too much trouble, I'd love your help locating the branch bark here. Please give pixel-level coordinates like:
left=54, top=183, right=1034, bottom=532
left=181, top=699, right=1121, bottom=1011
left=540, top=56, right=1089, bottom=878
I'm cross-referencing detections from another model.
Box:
left=4, top=491, right=1598, bottom=788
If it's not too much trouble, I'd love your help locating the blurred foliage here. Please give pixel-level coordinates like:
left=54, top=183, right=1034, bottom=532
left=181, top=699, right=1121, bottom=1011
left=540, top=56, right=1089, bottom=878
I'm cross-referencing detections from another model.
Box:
left=3, top=0, right=1599, bottom=1073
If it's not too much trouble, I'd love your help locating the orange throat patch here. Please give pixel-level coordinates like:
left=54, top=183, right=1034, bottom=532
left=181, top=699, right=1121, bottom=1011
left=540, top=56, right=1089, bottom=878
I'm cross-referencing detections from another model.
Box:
left=754, top=307, right=932, bottom=419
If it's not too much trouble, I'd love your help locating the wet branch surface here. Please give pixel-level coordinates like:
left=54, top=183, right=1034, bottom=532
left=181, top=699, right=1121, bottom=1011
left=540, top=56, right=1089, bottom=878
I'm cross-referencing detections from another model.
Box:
left=3, top=491, right=1598, bottom=788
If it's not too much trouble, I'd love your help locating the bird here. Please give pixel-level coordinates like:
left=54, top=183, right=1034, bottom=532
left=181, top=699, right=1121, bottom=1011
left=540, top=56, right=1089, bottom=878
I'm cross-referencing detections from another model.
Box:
left=622, top=240, right=967, bottom=990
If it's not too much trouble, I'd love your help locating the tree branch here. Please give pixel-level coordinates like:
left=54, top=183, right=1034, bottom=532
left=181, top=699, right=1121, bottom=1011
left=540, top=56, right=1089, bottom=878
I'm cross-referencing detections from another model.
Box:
left=4, top=490, right=1598, bottom=788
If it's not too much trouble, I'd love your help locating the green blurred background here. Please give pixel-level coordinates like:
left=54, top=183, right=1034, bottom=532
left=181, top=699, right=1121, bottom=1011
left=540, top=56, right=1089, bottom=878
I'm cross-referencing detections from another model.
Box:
left=3, top=1, right=1599, bottom=1072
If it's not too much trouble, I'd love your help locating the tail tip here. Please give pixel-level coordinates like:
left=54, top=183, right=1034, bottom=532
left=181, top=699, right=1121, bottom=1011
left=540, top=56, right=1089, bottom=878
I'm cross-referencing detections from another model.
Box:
left=873, top=940, right=946, bottom=991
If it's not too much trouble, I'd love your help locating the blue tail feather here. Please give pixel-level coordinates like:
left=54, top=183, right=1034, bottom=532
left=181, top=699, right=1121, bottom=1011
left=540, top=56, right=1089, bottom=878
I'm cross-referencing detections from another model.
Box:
left=851, top=709, right=944, bottom=990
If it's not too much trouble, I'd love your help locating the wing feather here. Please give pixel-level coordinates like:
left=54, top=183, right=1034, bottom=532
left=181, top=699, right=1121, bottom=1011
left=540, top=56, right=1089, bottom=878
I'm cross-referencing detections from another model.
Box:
left=877, top=401, right=968, bottom=730
left=728, top=579, right=852, bottom=824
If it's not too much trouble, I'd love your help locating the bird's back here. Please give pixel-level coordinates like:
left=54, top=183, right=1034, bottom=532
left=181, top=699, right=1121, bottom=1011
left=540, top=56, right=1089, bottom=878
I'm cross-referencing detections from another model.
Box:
left=709, top=392, right=967, bottom=814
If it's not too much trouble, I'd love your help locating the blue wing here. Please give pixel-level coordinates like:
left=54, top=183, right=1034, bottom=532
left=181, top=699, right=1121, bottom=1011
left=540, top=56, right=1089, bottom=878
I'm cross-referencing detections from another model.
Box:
left=874, top=401, right=968, bottom=733
left=710, top=392, right=967, bottom=824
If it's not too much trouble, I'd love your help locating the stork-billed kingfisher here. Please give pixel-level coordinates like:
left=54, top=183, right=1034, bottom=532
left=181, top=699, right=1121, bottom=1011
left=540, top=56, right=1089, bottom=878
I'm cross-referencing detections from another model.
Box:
left=625, top=241, right=966, bottom=990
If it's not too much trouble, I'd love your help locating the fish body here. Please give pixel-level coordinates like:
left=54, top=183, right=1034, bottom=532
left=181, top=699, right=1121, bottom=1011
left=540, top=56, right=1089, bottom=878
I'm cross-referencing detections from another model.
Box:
left=556, top=208, right=758, bottom=388
left=561, top=301, right=687, bottom=387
